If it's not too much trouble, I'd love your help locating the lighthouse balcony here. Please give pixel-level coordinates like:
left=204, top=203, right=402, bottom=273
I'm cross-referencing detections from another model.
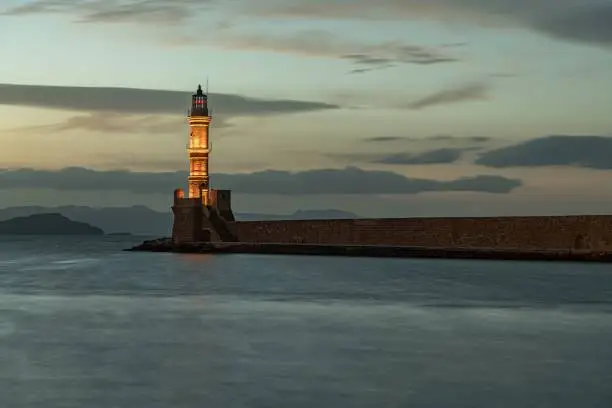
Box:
left=188, top=146, right=210, bottom=154
left=188, top=118, right=211, bottom=125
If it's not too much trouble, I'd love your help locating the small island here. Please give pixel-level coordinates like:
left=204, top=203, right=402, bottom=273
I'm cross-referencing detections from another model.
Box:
left=0, top=213, right=104, bottom=235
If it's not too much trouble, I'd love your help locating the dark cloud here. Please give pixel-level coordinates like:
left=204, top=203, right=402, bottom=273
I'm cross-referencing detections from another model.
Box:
left=0, top=83, right=338, bottom=117
left=246, top=0, right=612, bottom=48
left=528, top=3, right=612, bottom=47
left=363, top=135, right=491, bottom=143
left=475, top=135, right=612, bottom=169
left=341, top=47, right=457, bottom=70
left=328, top=137, right=493, bottom=166
left=343, top=45, right=459, bottom=73
left=372, top=148, right=464, bottom=165
left=406, top=82, right=490, bottom=110
left=363, top=136, right=409, bottom=143
left=0, top=166, right=521, bottom=195
left=348, top=67, right=384, bottom=74
left=342, top=54, right=394, bottom=66
left=429, top=135, right=491, bottom=143
left=342, top=54, right=395, bottom=74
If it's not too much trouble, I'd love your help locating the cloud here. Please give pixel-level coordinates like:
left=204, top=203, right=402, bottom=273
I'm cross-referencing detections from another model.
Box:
left=5, top=0, right=612, bottom=50
left=7, top=112, right=232, bottom=135
left=340, top=46, right=457, bottom=73
left=0, top=0, right=212, bottom=24
left=247, top=0, right=612, bottom=48
left=184, top=30, right=460, bottom=74
left=372, top=148, right=464, bottom=165
left=1, top=3, right=459, bottom=73
left=363, top=135, right=491, bottom=143
left=343, top=54, right=395, bottom=74
left=1, top=1, right=460, bottom=71
left=0, top=166, right=522, bottom=195
left=527, top=3, right=612, bottom=47
left=406, top=82, right=490, bottom=110
left=363, top=136, right=409, bottom=143
left=475, top=135, right=612, bottom=169
left=92, top=155, right=265, bottom=172
left=0, top=83, right=339, bottom=117
left=328, top=144, right=483, bottom=165
left=10, top=113, right=180, bottom=134
left=429, top=135, right=491, bottom=143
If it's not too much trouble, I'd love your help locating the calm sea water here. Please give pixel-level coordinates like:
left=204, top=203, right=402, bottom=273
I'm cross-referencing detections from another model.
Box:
left=0, top=236, right=611, bottom=408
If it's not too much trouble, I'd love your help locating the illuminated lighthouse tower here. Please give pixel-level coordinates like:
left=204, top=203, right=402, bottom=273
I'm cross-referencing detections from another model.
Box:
left=172, top=84, right=235, bottom=244
left=187, top=84, right=212, bottom=202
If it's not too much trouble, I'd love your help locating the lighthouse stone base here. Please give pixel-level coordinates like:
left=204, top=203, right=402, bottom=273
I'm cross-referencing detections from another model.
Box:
left=171, top=188, right=236, bottom=244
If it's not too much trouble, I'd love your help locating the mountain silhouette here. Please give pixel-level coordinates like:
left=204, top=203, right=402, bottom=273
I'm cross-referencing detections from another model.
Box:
left=0, top=213, right=104, bottom=235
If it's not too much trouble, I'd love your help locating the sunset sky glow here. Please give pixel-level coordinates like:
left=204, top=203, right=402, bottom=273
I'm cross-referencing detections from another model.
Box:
left=1, top=0, right=612, bottom=216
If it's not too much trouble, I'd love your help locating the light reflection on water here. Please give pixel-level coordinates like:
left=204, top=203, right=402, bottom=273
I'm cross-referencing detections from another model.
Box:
left=0, top=236, right=611, bottom=407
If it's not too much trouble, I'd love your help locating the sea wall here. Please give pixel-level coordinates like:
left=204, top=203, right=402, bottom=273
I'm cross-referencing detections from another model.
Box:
left=232, top=215, right=612, bottom=250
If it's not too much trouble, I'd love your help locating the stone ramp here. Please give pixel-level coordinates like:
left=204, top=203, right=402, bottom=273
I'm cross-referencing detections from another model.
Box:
left=206, top=206, right=238, bottom=242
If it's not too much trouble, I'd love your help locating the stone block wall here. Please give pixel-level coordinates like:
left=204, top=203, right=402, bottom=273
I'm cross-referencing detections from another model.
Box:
left=172, top=198, right=204, bottom=243
left=232, top=215, right=612, bottom=250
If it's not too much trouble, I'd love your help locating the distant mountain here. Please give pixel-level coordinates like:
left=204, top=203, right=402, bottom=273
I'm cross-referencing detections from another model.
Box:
left=0, top=213, right=104, bottom=235
left=0, top=206, right=361, bottom=236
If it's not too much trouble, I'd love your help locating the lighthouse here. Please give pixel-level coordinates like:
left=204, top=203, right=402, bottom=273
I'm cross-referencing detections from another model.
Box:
left=171, top=84, right=236, bottom=244
left=187, top=84, right=212, bottom=202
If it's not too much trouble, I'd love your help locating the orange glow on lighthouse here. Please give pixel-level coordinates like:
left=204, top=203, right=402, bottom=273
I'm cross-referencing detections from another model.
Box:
left=187, top=84, right=212, bottom=203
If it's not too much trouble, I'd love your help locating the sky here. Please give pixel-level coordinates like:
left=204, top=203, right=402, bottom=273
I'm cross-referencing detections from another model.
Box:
left=1, top=0, right=612, bottom=216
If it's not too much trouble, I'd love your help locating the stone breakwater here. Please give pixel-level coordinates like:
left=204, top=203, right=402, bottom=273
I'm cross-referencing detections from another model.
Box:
left=230, top=215, right=612, bottom=250
left=126, top=239, right=612, bottom=263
